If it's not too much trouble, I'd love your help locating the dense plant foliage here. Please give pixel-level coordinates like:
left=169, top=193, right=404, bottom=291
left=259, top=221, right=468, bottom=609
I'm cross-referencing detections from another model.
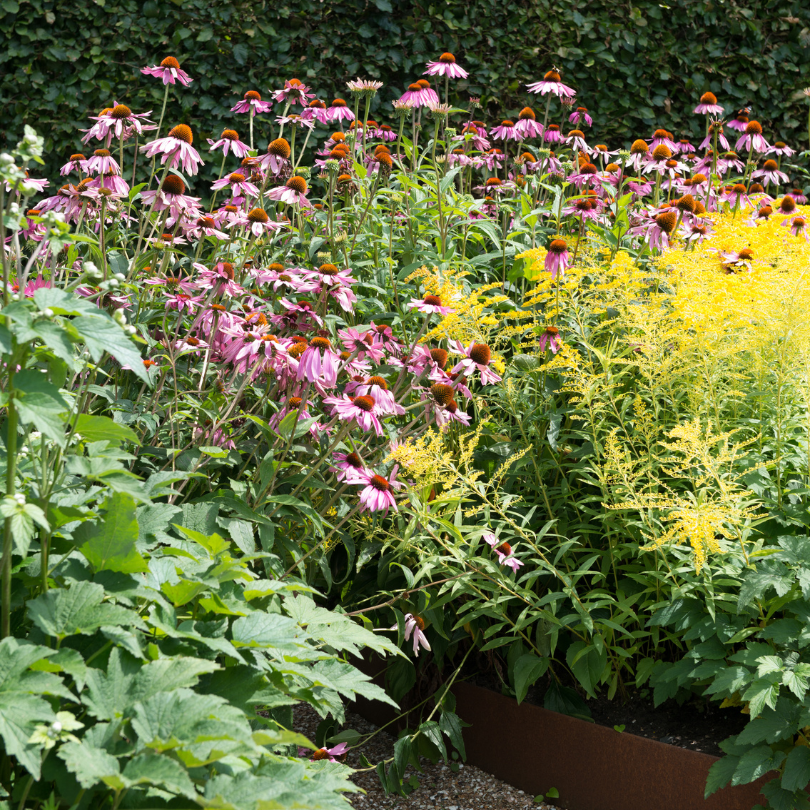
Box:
left=3, top=44, right=810, bottom=810
left=3, top=0, right=810, bottom=182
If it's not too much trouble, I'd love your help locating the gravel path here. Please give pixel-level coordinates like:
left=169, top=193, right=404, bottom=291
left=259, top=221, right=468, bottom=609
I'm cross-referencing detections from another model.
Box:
left=294, top=704, right=558, bottom=810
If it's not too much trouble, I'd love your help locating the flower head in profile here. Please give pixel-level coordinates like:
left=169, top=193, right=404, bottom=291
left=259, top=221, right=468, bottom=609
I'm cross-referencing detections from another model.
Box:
left=273, top=78, right=313, bottom=106
left=141, top=56, right=192, bottom=86
left=389, top=613, right=431, bottom=656
left=526, top=68, right=576, bottom=99
left=346, top=78, right=385, bottom=95
left=539, top=325, right=562, bottom=354
left=326, top=98, right=355, bottom=123
left=407, top=294, right=455, bottom=316
left=300, top=742, right=350, bottom=763
left=140, top=124, right=204, bottom=175
left=449, top=340, right=501, bottom=385
left=735, top=121, right=770, bottom=154
left=545, top=238, right=569, bottom=279
left=267, top=176, right=311, bottom=208
left=324, top=393, right=384, bottom=435
left=424, top=52, right=468, bottom=79
left=483, top=533, right=524, bottom=573
left=207, top=129, right=251, bottom=158
left=231, top=91, right=273, bottom=115
left=694, top=91, right=723, bottom=115
left=353, top=467, right=403, bottom=514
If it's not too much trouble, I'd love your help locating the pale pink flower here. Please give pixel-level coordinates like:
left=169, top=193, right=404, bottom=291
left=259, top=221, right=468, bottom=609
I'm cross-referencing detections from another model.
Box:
left=735, top=122, right=769, bottom=154
left=140, top=125, right=204, bottom=175
left=332, top=451, right=367, bottom=484
left=424, top=52, right=468, bottom=79
left=266, top=177, right=311, bottom=208
left=449, top=340, right=502, bottom=385
left=296, top=337, right=340, bottom=388
left=407, top=294, right=455, bottom=316
left=389, top=613, right=431, bottom=656
left=324, top=394, right=384, bottom=436
left=273, top=78, right=314, bottom=106
left=526, top=69, right=576, bottom=99
left=539, top=326, right=562, bottom=354
left=483, top=533, right=525, bottom=573
left=694, top=91, right=723, bottom=115
left=60, top=153, right=89, bottom=176
left=141, top=57, right=192, bottom=86
left=231, top=91, right=272, bottom=115
left=207, top=129, right=251, bottom=158
left=326, top=98, right=355, bottom=123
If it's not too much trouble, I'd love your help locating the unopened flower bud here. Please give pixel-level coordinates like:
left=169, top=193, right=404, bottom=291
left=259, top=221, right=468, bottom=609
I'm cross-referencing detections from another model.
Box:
left=124, top=325, right=136, bottom=336
left=113, top=272, right=126, bottom=282
left=113, top=308, right=127, bottom=326
left=43, top=308, right=54, bottom=318
left=14, top=494, right=25, bottom=506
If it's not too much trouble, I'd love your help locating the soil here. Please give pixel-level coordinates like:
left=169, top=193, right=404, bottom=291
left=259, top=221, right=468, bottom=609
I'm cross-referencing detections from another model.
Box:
left=471, top=672, right=747, bottom=757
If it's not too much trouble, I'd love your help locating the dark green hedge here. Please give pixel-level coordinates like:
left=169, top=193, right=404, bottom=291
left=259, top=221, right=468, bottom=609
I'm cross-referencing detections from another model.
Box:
left=2, top=0, right=809, bottom=180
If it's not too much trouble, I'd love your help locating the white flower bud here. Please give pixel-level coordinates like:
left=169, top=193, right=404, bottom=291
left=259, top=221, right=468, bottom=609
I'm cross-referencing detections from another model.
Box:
left=113, top=272, right=126, bottom=282
left=0, top=153, right=13, bottom=166
left=113, top=308, right=127, bottom=326
left=108, top=278, right=120, bottom=288
left=30, top=432, right=41, bottom=441
left=124, top=325, right=137, bottom=336
left=14, top=494, right=26, bottom=506
left=43, top=308, right=54, bottom=318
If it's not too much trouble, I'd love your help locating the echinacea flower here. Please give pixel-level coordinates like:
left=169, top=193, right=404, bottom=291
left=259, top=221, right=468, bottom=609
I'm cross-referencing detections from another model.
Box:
left=449, top=340, right=502, bottom=385
left=256, top=138, right=292, bottom=177
left=303, top=743, right=350, bottom=763
left=207, top=129, right=251, bottom=158
left=424, top=52, right=468, bottom=79
left=326, top=98, right=355, bottom=123
left=353, top=467, right=403, bottom=514
left=266, top=176, right=311, bottom=208
left=526, top=69, right=576, bottom=99
left=769, top=141, right=795, bottom=158
left=243, top=207, right=284, bottom=237
left=231, top=91, right=272, bottom=115
left=141, top=56, right=192, bottom=86
left=539, top=325, right=562, bottom=354
left=569, top=106, right=593, bottom=127
left=782, top=215, right=808, bottom=240
left=273, top=77, right=314, bottom=106
left=483, top=533, right=524, bottom=572
left=85, top=148, right=120, bottom=176
left=727, top=108, right=750, bottom=132
left=752, top=159, right=789, bottom=186
left=60, top=153, right=88, bottom=177
left=694, top=91, right=723, bottom=115
left=514, top=107, right=543, bottom=140
left=407, top=294, right=455, bottom=316
left=545, top=238, right=569, bottom=278
left=140, top=124, right=204, bottom=175
left=489, top=120, right=519, bottom=142
left=346, top=78, right=385, bottom=94
left=332, top=451, right=367, bottom=484
left=85, top=103, right=154, bottom=144
left=735, top=121, right=769, bottom=154
left=389, top=613, right=431, bottom=656
left=297, top=335, right=340, bottom=388
left=324, top=394, right=384, bottom=435
left=139, top=174, right=200, bottom=214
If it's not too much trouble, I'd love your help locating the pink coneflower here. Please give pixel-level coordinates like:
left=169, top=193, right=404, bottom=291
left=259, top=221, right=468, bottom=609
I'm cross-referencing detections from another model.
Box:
left=526, top=69, right=576, bottom=99
left=85, top=148, right=120, bottom=176
left=256, top=137, right=292, bottom=178
left=514, top=107, right=544, bottom=139
left=193, top=424, right=235, bottom=449
left=569, top=106, right=593, bottom=127
left=91, top=174, right=130, bottom=197
left=266, top=176, right=311, bottom=208
left=141, top=56, right=192, bottom=86
left=332, top=450, right=367, bottom=484
left=718, top=151, right=745, bottom=174
left=231, top=91, right=272, bottom=115
left=483, top=533, right=525, bottom=573
left=275, top=113, right=314, bottom=131
left=273, top=77, right=314, bottom=106
left=353, top=467, right=402, bottom=513
left=194, top=260, right=244, bottom=298
left=326, top=98, right=355, bottom=123
left=782, top=215, right=808, bottom=240
left=140, top=124, right=204, bottom=175
left=415, top=79, right=440, bottom=107
left=144, top=274, right=200, bottom=296
left=399, top=82, right=426, bottom=108
left=296, top=335, right=340, bottom=388
left=389, top=613, right=431, bottom=656
left=211, top=171, right=259, bottom=203
left=305, top=263, right=357, bottom=312
left=424, top=52, right=468, bottom=79
left=301, top=99, right=329, bottom=125
left=338, top=326, right=387, bottom=363
left=242, top=207, right=284, bottom=237
left=727, top=108, right=750, bottom=132
left=545, top=238, right=569, bottom=278
left=60, top=153, right=88, bottom=176
left=694, top=91, right=723, bottom=115
left=347, top=376, right=404, bottom=416
left=735, top=121, right=769, bottom=154
left=543, top=124, right=563, bottom=145
left=455, top=123, right=490, bottom=152
left=675, top=139, right=695, bottom=154
left=373, top=123, right=398, bottom=142
left=752, top=159, right=789, bottom=186
left=207, top=129, right=251, bottom=158
left=183, top=214, right=229, bottom=241
left=650, top=129, right=678, bottom=152
left=302, top=743, right=350, bottom=763
left=139, top=175, right=200, bottom=217
left=83, top=104, right=153, bottom=146
left=790, top=188, right=808, bottom=205
left=699, top=124, right=729, bottom=151
left=407, top=294, right=455, bottom=316
left=539, top=325, right=562, bottom=354
left=769, top=141, right=795, bottom=157
left=324, top=394, right=384, bottom=435
left=639, top=210, right=678, bottom=250
left=449, top=340, right=502, bottom=385
left=490, top=120, right=519, bottom=142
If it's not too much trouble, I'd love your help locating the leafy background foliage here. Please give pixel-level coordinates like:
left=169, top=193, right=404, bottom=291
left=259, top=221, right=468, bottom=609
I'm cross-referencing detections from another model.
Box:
left=2, top=0, right=810, bottom=180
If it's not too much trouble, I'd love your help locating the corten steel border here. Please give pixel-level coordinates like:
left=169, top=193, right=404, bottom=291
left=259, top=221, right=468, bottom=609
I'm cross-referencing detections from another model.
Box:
left=353, top=662, right=774, bottom=810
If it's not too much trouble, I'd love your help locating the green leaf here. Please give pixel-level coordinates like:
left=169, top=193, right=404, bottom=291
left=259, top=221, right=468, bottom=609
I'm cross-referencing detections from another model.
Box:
left=27, top=581, right=144, bottom=640
left=732, top=746, right=786, bottom=786
left=513, top=653, right=549, bottom=704
left=58, top=740, right=121, bottom=789
left=75, top=492, right=147, bottom=573
left=439, top=711, right=468, bottom=760
left=231, top=612, right=298, bottom=647
left=121, top=751, right=196, bottom=797
left=72, top=315, right=148, bottom=381
left=74, top=414, right=139, bottom=446
left=782, top=745, right=810, bottom=792
left=418, top=720, right=447, bottom=762
left=12, top=368, right=69, bottom=445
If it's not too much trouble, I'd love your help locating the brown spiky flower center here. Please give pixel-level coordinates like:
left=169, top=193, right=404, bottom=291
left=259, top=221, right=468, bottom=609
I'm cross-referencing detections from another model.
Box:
left=549, top=238, right=568, bottom=254
left=352, top=395, right=375, bottom=412
left=111, top=104, right=132, bottom=119
left=245, top=91, right=262, bottom=101
left=169, top=124, right=193, bottom=144
left=439, top=52, right=456, bottom=63
left=652, top=144, right=672, bottom=161
left=700, top=91, right=717, bottom=105
left=763, top=159, right=778, bottom=171
left=631, top=139, right=649, bottom=154
left=247, top=208, right=269, bottom=223
left=423, top=294, right=442, bottom=306
left=221, top=129, right=239, bottom=140
left=268, top=138, right=291, bottom=159
left=780, top=196, right=797, bottom=213
left=161, top=175, right=186, bottom=195
left=161, top=56, right=180, bottom=69
left=430, top=383, right=454, bottom=405
left=370, top=474, right=391, bottom=492
left=746, top=121, right=763, bottom=135
left=469, top=343, right=491, bottom=366
left=655, top=211, right=678, bottom=234
left=544, top=69, right=561, bottom=82
left=310, top=336, right=332, bottom=351
left=430, top=348, right=449, bottom=367
left=286, top=176, right=308, bottom=194
left=366, top=376, right=388, bottom=389
left=518, top=107, right=536, bottom=121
